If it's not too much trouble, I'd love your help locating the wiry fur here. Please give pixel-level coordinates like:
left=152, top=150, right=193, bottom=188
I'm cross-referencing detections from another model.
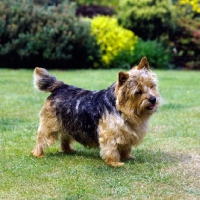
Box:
left=32, top=57, right=162, bottom=167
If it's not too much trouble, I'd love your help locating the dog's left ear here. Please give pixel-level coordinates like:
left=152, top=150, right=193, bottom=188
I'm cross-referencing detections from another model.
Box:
left=118, top=71, right=129, bottom=87
left=137, top=57, right=150, bottom=70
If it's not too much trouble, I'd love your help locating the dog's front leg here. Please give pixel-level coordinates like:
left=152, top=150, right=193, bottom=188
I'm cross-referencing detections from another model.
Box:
left=99, top=137, right=124, bottom=167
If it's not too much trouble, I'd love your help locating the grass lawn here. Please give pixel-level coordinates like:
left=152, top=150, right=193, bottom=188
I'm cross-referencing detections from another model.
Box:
left=0, top=68, right=199, bottom=200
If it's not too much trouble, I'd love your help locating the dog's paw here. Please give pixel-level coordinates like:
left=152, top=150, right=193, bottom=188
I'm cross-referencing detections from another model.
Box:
left=106, top=161, right=125, bottom=167
left=122, top=154, right=136, bottom=160
left=60, top=149, right=76, bottom=154
left=31, top=152, right=45, bottom=158
left=31, top=150, right=45, bottom=158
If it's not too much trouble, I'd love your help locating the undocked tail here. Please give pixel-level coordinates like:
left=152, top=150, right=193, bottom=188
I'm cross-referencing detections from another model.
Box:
left=33, top=67, right=64, bottom=92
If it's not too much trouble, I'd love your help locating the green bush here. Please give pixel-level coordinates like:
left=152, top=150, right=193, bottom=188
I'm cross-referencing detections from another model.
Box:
left=131, top=39, right=173, bottom=69
left=90, top=16, right=138, bottom=68
left=118, top=0, right=175, bottom=40
left=170, top=17, right=200, bottom=69
left=169, top=1, right=200, bottom=69
left=0, top=0, right=101, bottom=69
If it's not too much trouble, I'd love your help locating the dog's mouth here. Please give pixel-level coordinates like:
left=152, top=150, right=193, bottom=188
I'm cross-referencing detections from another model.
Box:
left=147, top=104, right=157, bottom=110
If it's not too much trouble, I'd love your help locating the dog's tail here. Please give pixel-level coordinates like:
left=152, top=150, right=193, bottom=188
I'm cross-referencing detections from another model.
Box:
left=33, top=67, right=64, bottom=92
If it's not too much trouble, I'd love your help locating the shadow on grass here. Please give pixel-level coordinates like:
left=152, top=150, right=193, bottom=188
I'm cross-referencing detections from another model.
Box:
left=45, top=146, right=100, bottom=160
left=132, top=149, right=177, bottom=164
left=45, top=146, right=177, bottom=166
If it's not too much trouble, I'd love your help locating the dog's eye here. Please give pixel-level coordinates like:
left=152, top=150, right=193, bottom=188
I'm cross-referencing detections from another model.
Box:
left=135, top=90, right=142, bottom=95
left=150, top=85, right=154, bottom=89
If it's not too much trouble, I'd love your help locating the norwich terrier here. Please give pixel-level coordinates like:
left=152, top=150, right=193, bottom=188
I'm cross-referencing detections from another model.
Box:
left=32, top=57, right=161, bottom=167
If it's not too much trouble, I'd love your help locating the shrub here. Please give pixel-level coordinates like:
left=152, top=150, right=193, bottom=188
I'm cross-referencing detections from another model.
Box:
left=174, top=0, right=200, bottom=18
left=179, top=0, right=200, bottom=13
left=170, top=17, right=200, bottom=69
left=0, top=0, right=101, bottom=69
left=90, top=16, right=138, bottom=68
left=170, top=1, right=200, bottom=69
left=118, top=0, right=175, bottom=40
left=131, top=39, right=173, bottom=69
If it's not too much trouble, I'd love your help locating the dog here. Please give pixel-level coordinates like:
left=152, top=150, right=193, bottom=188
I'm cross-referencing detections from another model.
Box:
left=31, top=57, right=161, bottom=167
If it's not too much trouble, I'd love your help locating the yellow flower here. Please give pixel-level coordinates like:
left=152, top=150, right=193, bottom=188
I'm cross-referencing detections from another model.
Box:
left=179, top=0, right=200, bottom=13
left=90, top=16, right=138, bottom=66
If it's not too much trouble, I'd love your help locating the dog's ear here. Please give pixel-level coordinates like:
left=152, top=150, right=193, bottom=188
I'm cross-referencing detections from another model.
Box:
left=137, top=57, right=149, bottom=70
left=118, top=72, right=129, bottom=86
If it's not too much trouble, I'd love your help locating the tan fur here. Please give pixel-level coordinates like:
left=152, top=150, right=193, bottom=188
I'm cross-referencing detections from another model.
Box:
left=31, top=101, right=60, bottom=157
left=98, top=58, right=161, bottom=166
left=98, top=112, right=148, bottom=166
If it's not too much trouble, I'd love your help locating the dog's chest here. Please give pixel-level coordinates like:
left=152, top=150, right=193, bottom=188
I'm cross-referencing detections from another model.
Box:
left=98, top=113, right=148, bottom=146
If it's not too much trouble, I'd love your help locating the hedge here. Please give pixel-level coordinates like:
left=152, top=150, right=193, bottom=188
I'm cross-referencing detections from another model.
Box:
left=0, top=0, right=101, bottom=69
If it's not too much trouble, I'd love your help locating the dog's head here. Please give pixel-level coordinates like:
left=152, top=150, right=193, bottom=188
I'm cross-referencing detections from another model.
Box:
left=115, top=57, right=162, bottom=121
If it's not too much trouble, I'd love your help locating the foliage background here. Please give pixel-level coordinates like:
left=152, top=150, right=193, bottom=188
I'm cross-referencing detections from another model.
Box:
left=118, top=0, right=176, bottom=40
left=0, top=0, right=200, bottom=69
left=0, top=0, right=101, bottom=69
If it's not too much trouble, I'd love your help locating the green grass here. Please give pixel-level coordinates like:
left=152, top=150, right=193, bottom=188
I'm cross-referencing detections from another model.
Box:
left=0, top=68, right=200, bottom=200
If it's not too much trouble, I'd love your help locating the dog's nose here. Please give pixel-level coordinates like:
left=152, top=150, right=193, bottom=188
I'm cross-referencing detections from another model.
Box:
left=149, top=96, right=156, bottom=104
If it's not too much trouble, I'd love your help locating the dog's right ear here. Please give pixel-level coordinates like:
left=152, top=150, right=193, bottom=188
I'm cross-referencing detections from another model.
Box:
left=118, top=72, right=129, bottom=87
left=137, top=57, right=150, bottom=70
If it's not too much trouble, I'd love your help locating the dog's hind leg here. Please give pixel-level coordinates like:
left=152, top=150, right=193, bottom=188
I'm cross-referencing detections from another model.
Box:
left=120, top=146, right=135, bottom=160
left=60, top=133, right=76, bottom=154
left=31, top=126, right=59, bottom=158
left=32, top=101, right=59, bottom=157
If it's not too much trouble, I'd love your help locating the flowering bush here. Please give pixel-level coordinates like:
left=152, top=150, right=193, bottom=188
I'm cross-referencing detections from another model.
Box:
left=170, top=0, right=200, bottom=69
left=174, top=0, right=200, bottom=18
left=179, top=0, right=200, bottom=13
left=90, top=16, right=138, bottom=68
left=170, top=17, right=200, bottom=69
